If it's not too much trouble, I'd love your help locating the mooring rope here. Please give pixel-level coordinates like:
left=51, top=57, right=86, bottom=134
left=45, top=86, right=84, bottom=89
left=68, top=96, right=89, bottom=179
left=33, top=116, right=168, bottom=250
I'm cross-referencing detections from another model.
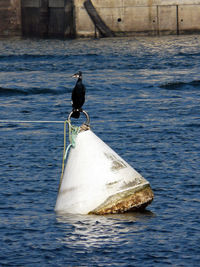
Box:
left=0, top=119, right=79, bottom=192
left=59, top=120, right=69, bottom=191
left=1, top=110, right=90, bottom=191
left=0, top=120, right=65, bottom=124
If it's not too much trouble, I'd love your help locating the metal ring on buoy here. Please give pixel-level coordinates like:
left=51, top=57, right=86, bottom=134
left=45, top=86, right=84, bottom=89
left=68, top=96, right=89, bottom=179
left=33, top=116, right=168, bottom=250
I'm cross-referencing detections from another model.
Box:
left=68, top=110, right=90, bottom=125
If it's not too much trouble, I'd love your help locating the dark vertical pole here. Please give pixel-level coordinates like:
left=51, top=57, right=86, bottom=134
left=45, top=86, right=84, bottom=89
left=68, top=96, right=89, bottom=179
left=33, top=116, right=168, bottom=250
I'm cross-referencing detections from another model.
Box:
left=39, top=0, right=49, bottom=37
left=176, top=5, right=179, bottom=35
left=64, top=0, right=75, bottom=38
left=94, top=24, right=97, bottom=38
left=156, top=5, right=159, bottom=36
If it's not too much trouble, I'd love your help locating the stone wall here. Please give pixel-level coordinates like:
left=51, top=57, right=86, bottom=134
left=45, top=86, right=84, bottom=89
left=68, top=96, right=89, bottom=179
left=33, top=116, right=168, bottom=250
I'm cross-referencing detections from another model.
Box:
left=0, top=0, right=21, bottom=37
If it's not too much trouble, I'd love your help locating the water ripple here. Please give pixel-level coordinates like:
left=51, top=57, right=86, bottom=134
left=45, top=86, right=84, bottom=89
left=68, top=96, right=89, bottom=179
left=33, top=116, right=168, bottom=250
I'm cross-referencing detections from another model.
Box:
left=0, top=35, right=199, bottom=266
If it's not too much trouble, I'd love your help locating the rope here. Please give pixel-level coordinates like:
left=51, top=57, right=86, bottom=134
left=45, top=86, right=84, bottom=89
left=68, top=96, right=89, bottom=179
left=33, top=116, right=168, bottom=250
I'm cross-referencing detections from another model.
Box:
left=0, top=119, right=80, bottom=192
left=59, top=120, right=68, bottom=191
left=68, top=124, right=80, bottom=148
left=59, top=121, right=80, bottom=192
left=0, top=120, right=65, bottom=124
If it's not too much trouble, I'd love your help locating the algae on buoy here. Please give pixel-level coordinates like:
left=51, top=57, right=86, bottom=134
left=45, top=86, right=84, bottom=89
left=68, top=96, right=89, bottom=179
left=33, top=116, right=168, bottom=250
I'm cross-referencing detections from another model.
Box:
left=55, top=112, right=153, bottom=215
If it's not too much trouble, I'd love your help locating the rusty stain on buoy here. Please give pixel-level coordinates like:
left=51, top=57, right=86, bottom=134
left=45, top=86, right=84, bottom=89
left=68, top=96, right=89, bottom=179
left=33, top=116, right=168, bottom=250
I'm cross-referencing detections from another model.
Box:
left=89, top=184, right=154, bottom=215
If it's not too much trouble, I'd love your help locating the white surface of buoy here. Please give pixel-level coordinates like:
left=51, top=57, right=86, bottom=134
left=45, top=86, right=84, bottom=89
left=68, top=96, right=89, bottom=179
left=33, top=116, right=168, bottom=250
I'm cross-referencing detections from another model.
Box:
left=55, top=129, right=152, bottom=214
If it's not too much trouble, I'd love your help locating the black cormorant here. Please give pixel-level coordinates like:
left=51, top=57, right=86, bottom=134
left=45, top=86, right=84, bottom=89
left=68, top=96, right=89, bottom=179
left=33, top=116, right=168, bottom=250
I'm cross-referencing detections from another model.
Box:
left=71, top=71, right=86, bottom=118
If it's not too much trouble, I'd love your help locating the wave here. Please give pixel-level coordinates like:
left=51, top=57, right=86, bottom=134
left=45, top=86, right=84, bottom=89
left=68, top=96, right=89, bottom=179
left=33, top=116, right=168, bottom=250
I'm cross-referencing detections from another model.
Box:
left=159, top=80, right=200, bottom=90
left=0, top=53, right=99, bottom=61
left=0, top=54, right=67, bottom=60
left=184, top=123, right=200, bottom=128
left=177, top=51, right=200, bottom=57
left=0, top=86, right=68, bottom=96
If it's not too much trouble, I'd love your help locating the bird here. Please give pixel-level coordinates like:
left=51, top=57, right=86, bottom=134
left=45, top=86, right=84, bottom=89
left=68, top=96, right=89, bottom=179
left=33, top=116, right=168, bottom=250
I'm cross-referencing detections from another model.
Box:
left=71, top=71, right=86, bottom=118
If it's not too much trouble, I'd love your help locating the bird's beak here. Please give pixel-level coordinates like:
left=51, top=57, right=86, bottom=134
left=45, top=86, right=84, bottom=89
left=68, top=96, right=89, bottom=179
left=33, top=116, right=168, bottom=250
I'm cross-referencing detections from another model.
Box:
left=72, top=73, right=79, bottom=78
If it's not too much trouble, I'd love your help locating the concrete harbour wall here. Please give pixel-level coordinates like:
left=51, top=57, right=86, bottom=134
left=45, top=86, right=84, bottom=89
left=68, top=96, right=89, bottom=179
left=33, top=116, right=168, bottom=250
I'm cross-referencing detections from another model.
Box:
left=0, top=0, right=21, bottom=37
left=75, top=0, right=200, bottom=37
left=21, top=0, right=74, bottom=37
left=1, top=0, right=200, bottom=38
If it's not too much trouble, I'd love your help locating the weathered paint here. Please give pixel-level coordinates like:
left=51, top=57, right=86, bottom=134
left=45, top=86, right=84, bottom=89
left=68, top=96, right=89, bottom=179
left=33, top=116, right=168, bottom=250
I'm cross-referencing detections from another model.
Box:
left=55, top=128, right=154, bottom=215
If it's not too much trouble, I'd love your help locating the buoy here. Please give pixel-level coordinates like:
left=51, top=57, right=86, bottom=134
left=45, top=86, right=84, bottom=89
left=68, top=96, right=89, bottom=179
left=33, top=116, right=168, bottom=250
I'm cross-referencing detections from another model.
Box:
left=55, top=112, right=154, bottom=215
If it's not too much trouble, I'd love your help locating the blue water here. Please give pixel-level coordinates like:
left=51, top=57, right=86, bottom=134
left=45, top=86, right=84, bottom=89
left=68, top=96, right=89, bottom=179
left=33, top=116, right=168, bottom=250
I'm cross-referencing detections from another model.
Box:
left=0, top=35, right=200, bottom=266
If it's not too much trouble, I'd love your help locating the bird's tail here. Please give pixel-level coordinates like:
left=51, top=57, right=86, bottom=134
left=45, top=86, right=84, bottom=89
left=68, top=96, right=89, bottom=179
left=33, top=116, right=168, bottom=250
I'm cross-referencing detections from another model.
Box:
left=71, top=110, right=80, bottom=118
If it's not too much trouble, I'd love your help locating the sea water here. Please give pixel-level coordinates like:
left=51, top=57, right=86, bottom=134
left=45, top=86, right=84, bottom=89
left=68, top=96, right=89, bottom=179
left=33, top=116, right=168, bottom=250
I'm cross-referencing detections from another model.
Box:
left=0, top=36, right=199, bottom=266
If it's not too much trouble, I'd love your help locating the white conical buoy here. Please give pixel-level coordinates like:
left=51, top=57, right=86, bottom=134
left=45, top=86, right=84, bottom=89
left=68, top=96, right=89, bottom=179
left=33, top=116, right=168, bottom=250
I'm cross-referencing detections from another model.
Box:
left=55, top=126, right=153, bottom=215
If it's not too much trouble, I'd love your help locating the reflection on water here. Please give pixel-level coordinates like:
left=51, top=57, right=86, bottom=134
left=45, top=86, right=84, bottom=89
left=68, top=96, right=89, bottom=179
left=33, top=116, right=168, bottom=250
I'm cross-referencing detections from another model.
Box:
left=56, top=211, right=155, bottom=248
